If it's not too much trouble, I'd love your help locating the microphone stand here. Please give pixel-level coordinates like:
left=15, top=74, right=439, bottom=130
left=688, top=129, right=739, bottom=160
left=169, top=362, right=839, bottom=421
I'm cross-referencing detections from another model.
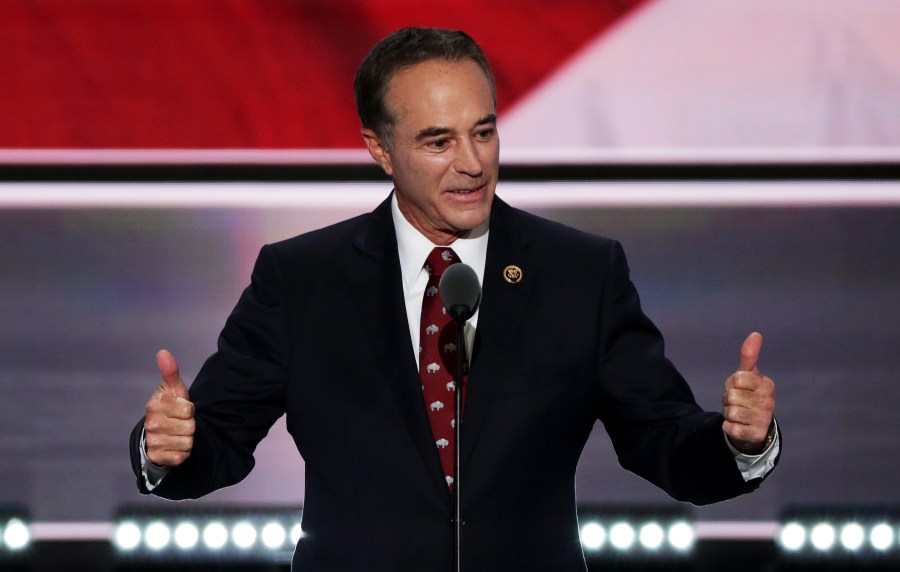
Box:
left=449, top=306, right=467, bottom=572
left=440, top=263, right=480, bottom=572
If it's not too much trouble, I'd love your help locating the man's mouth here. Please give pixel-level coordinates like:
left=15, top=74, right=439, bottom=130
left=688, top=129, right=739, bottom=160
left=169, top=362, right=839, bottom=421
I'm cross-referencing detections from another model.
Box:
left=448, top=184, right=484, bottom=195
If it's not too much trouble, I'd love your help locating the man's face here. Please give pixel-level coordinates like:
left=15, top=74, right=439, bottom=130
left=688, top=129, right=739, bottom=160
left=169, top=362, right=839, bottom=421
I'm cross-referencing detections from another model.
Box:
left=363, top=59, right=499, bottom=245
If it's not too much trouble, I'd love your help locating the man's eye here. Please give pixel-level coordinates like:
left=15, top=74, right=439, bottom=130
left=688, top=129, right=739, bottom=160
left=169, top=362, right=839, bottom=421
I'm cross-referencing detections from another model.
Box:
left=430, top=139, right=449, bottom=149
left=476, top=128, right=495, bottom=140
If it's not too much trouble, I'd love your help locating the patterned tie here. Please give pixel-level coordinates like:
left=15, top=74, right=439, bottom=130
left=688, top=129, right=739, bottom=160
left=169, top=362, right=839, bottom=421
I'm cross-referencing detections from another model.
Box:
left=419, top=247, right=468, bottom=490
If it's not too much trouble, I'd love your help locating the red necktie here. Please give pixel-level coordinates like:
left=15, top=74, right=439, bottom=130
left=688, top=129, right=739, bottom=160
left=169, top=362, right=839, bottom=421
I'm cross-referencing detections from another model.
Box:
left=419, top=247, right=467, bottom=489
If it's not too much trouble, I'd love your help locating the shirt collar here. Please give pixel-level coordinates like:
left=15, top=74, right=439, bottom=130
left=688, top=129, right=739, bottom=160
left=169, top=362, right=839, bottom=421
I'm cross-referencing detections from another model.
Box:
left=391, top=192, right=489, bottom=292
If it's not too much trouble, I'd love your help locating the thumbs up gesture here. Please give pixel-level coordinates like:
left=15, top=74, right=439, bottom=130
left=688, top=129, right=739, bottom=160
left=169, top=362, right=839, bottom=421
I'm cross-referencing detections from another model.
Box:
left=722, top=333, right=776, bottom=454
left=144, top=350, right=195, bottom=467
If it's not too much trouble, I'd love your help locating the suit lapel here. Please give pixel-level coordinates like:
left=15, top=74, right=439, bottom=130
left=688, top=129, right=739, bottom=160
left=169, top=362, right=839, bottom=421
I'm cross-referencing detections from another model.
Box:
left=461, top=198, right=537, bottom=473
left=345, top=195, right=450, bottom=503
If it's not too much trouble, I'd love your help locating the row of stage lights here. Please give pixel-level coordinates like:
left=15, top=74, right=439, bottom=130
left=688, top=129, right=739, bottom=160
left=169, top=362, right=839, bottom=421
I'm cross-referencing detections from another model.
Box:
left=577, top=506, right=694, bottom=564
left=112, top=506, right=696, bottom=564
left=116, top=518, right=900, bottom=556
left=114, top=508, right=302, bottom=563
left=779, top=519, right=900, bottom=556
left=69, top=509, right=900, bottom=561
left=114, top=513, right=696, bottom=562
left=115, top=520, right=304, bottom=551
left=579, top=520, right=694, bottom=554
left=8, top=504, right=900, bottom=565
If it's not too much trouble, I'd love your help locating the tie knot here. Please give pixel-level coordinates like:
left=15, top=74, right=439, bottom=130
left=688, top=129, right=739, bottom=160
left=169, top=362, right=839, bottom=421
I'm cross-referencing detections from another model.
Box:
left=424, top=247, right=460, bottom=277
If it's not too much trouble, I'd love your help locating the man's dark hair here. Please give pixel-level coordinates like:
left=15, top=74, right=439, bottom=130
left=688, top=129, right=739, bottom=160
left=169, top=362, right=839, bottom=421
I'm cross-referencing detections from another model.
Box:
left=354, top=27, right=496, bottom=150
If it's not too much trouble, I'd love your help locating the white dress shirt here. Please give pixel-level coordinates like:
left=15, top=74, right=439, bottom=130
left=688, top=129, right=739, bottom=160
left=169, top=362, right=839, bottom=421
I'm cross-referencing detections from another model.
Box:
left=391, top=193, right=488, bottom=369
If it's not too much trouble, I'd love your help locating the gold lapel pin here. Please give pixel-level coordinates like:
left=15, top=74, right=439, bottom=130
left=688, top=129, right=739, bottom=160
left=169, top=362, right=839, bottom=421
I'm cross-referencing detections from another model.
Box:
left=503, top=265, right=523, bottom=284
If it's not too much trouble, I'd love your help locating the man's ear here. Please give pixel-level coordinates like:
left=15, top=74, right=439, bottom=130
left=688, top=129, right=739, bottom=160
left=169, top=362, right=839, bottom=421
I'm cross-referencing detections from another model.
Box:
left=361, top=128, right=393, bottom=177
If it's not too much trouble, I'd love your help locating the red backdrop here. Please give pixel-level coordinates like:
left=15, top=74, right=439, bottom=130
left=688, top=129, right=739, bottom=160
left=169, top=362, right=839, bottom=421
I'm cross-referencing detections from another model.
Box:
left=0, top=0, right=645, bottom=148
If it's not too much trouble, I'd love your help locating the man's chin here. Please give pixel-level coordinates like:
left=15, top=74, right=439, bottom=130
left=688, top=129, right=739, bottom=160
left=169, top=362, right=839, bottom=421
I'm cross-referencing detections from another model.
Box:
left=446, top=208, right=491, bottom=237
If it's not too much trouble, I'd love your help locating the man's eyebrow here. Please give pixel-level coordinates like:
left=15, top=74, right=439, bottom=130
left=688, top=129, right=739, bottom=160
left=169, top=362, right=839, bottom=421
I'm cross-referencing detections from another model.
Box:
left=415, top=114, right=498, bottom=141
left=474, top=113, right=497, bottom=127
left=415, top=126, right=452, bottom=141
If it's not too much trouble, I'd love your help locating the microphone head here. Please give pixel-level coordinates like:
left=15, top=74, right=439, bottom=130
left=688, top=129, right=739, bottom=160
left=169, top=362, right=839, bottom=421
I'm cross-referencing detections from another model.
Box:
left=439, top=263, right=481, bottom=322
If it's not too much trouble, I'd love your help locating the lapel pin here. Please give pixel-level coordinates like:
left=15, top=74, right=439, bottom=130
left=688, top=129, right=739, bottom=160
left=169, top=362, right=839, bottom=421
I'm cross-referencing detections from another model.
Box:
left=503, top=265, right=523, bottom=284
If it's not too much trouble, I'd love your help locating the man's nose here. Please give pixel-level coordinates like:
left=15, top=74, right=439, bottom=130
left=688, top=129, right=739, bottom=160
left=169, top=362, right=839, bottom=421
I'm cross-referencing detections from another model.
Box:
left=454, top=139, right=484, bottom=177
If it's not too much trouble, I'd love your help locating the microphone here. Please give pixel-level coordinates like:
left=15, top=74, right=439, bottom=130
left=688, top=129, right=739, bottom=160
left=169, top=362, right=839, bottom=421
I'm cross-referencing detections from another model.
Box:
left=439, top=263, right=481, bottom=323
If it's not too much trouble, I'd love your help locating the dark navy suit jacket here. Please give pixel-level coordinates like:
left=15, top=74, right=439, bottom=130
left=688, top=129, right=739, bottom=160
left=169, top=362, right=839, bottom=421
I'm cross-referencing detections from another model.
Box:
left=131, top=195, right=772, bottom=571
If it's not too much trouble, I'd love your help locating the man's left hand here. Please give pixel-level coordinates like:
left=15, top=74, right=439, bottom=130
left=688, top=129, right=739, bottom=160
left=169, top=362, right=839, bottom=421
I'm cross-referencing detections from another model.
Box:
left=722, top=332, right=776, bottom=455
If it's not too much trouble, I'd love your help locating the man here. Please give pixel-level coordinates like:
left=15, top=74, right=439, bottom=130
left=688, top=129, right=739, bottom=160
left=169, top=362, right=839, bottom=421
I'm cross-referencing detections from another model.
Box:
left=132, top=27, right=779, bottom=571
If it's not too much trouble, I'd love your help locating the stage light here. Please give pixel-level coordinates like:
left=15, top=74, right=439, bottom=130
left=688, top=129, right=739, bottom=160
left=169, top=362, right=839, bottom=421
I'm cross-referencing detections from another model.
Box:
left=290, top=523, right=304, bottom=544
left=144, top=521, right=171, bottom=550
left=840, top=523, right=865, bottom=551
left=580, top=523, right=605, bottom=550
left=2, top=518, right=30, bottom=551
left=639, top=522, right=665, bottom=550
left=114, top=521, right=142, bottom=551
left=779, top=522, right=806, bottom=551
left=173, top=522, right=199, bottom=549
left=810, top=522, right=836, bottom=551
left=0, top=509, right=30, bottom=566
left=202, top=521, right=228, bottom=550
left=261, top=522, right=287, bottom=549
left=609, top=522, right=636, bottom=550
left=667, top=521, right=694, bottom=551
left=231, top=521, right=257, bottom=549
left=870, top=523, right=894, bottom=551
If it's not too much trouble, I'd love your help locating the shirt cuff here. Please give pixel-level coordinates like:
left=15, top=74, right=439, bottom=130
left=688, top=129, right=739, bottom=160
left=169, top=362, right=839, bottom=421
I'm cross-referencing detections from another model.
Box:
left=140, top=427, right=171, bottom=491
left=726, top=420, right=780, bottom=481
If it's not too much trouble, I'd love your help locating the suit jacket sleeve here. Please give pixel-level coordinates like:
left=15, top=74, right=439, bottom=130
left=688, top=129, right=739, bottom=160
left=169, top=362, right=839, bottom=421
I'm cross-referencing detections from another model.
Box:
left=594, top=240, right=767, bottom=504
left=130, top=244, right=290, bottom=499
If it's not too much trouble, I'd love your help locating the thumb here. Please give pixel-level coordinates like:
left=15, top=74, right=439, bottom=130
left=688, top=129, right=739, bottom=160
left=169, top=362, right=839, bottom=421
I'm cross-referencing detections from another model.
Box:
left=156, top=349, right=188, bottom=399
left=739, top=332, right=763, bottom=373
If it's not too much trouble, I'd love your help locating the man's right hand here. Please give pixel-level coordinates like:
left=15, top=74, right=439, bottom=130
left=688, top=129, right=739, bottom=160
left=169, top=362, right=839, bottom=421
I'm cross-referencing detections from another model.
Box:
left=144, top=349, right=195, bottom=468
